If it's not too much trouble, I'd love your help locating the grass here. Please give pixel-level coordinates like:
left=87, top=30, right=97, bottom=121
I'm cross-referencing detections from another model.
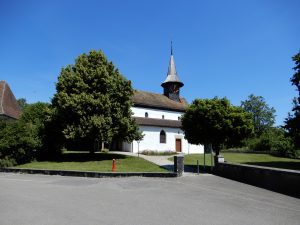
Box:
left=169, top=153, right=215, bottom=172
left=15, top=152, right=167, bottom=172
left=173, top=153, right=300, bottom=171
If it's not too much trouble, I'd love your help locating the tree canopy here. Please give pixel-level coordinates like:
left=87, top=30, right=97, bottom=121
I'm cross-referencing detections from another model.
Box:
left=181, top=97, right=254, bottom=155
left=241, top=94, right=276, bottom=136
left=17, top=98, right=28, bottom=111
left=291, top=52, right=300, bottom=98
left=51, top=50, right=141, bottom=150
left=284, top=52, right=300, bottom=148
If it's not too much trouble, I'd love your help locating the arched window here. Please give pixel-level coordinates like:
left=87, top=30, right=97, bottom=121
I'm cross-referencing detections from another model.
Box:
left=160, top=130, right=166, bottom=143
left=145, top=112, right=148, bottom=117
left=162, top=115, right=165, bottom=119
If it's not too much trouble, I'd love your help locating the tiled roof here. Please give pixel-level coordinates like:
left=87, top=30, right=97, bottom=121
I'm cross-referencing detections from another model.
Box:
left=134, top=116, right=181, bottom=128
left=0, top=81, right=22, bottom=120
left=133, top=90, right=188, bottom=112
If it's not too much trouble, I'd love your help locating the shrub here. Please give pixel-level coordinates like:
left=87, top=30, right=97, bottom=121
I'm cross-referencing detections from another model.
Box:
left=248, top=127, right=295, bottom=157
left=20, top=103, right=64, bottom=160
left=0, top=121, right=39, bottom=167
left=38, top=108, right=64, bottom=159
left=0, top=102, right=66, bottom=166
left=0, top=157, right=16, bottom=168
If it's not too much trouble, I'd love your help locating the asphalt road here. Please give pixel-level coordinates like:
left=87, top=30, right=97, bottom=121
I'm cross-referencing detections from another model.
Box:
left=0, top=173, right=299, bottom=225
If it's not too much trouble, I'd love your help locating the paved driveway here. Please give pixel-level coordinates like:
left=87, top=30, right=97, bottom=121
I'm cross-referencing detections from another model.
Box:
left=0, top=173, right=299, bottom=225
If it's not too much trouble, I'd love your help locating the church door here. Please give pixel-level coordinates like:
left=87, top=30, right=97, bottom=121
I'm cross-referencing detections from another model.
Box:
left=175, top=139, right=182, bottom=152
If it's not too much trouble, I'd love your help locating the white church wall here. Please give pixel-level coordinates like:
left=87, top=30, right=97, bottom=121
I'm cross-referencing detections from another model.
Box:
left=132, top=107, right=182, bottom=120
left=136, top=126, right=181, bottom=152
left=186, top=142, right=204, bottom=154
left=130, top=126, right=203, bottom=154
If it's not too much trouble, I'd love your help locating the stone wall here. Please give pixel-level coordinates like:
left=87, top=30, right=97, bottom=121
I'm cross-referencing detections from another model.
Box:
left=214, top=162, right=300, bottom=198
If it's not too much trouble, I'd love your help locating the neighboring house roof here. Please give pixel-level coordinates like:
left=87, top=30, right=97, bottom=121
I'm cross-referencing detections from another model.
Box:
left=0, top=81, right=22, bottom=120
left=133, top=90, right=188, bottom=112
left=134, top=116, right=181, bottom=128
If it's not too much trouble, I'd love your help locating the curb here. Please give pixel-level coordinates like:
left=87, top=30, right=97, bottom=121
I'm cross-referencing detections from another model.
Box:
left=0, top=168, right=178, bottom=178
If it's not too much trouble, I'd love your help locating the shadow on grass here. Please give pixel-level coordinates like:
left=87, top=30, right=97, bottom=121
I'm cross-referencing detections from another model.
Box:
left=243, top=161, right=300, bottom=171
left=41, top=152, right=128, bottom=163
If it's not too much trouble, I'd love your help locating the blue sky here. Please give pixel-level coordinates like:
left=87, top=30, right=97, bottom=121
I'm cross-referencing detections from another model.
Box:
left=0, top=0, right=299, bottom=125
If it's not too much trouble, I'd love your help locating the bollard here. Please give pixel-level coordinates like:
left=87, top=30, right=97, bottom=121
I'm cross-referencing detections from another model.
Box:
left=197, top=160, right=199, bottom=175
left=174, top=155, right=184, bottom=176
left=112, top=159, right=116, bottom=172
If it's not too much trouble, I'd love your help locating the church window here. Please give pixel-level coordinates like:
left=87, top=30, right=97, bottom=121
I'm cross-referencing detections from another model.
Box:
left=145, top=112, right=148, bottom=117
left=160, top=130, right=166, bottom=143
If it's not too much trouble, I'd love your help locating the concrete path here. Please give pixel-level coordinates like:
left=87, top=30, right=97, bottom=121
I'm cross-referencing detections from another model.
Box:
left=1, top=173, right=299, bottom=225
left=110, top=151, right=200, bottom=176
left=110, top=151, right=176, bottom=172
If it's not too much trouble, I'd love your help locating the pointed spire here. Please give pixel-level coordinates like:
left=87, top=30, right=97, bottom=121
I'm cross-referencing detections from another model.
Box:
left=161, top=42, right=184, bottom=87
left=167, top=53, right=177, bottom=76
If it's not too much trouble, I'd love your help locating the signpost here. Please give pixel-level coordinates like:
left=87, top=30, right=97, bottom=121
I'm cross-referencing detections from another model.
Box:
left=210, top=144, right=213, bottom=172
left=204, top=150, right=206, bottom=172
left=137, top=140, right=140, bottom=157
left=204, top=144, right=214, bottom=173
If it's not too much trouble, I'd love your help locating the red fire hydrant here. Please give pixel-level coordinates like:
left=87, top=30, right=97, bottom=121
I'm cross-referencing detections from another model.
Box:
left=112, top=159, right=116, bottom=172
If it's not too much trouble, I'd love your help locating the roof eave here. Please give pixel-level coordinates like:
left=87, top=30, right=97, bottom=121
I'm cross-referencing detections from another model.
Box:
left=133, top=103, right=185, bottom=112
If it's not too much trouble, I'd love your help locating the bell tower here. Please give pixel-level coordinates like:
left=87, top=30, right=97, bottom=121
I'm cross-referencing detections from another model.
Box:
left=161, top=43, right=184, bottom=102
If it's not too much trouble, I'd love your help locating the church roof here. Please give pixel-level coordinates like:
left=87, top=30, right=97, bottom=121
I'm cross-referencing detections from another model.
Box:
left=133, top=90, right=188, bottom=112
left=161, top=46, right=184, bottom=88
left=134, top=116, right=181, bottom=128
left=0, top=81, right=22, bottom=120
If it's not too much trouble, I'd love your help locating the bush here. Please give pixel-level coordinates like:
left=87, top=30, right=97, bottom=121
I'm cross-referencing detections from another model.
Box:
left=38, top=108, right=64, bottom=159
left=0, top=157, right=16, bottom=167
left=20, top=102, right=63, bottom=160
left=0, top=121, right=39, bottom=167
left=247, top=127, right=295, bottom=157
left=0, top=102, right=66, bottom=166
left=295, top=150, right=300, bottom=158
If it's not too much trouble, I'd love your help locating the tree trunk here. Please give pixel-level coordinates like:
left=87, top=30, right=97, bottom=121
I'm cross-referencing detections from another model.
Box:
left=213, top=144, right=220, bottom=156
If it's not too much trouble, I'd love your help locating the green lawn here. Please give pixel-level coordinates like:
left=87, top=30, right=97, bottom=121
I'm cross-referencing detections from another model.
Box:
left=169, top=153, right=300, bottom=171
left=15, top=152, right=167, bottom=172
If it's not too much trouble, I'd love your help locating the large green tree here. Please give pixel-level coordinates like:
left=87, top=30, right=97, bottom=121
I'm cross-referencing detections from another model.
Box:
left=52, top=50, right=141, bottom=151
left=181, top=97, right=254, bottom=155
left=284, top=52, right=300, bottom=148
left=241, top=94, right=276, bottom=136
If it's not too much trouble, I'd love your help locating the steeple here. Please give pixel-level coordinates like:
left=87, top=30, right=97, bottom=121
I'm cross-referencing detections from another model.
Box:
left=161, top=43, right=184, bottom=102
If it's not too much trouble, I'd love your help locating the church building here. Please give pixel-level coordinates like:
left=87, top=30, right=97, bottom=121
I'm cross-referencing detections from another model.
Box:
left=122, top=47, right=204, bottom=154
